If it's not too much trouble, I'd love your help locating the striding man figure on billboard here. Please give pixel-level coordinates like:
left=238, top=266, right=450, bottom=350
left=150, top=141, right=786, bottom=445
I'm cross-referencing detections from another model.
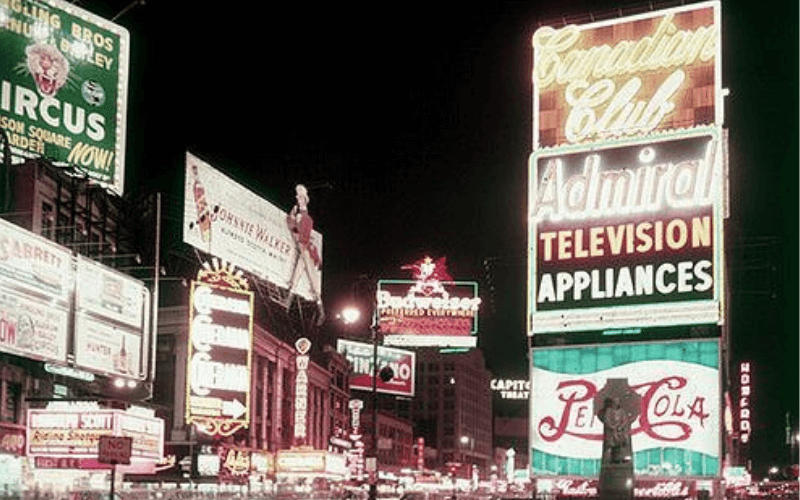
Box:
left=284, top=184, right=323, bottom=318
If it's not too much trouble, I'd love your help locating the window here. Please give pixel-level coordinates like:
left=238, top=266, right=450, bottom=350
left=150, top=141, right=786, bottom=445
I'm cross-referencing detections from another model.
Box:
left=3, top=382, right=21, bottom=423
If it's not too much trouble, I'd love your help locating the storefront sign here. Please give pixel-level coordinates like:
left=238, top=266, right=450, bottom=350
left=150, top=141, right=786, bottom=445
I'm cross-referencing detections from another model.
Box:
left=183, top=153, right=322, bottom=301
left=275, top=450, right=326, bottom=473
left=293, top=337, right=311, bottom=442
left=547, top=478, right=694, bottom=498
left=530, top=340, right=720, bottom=476
left=219, top=445, right=250, bottom=480
left=0, top=424, right=25, bottom=456
left=532, top=1, right=720, bottom=148
left=27, top=409, right=163, bottom=462
left=529, top=132, right=724, bottom=334
left=337, top=339, right=415, bottom=397
left=0, top=0, right=130, bottom=194
left=738, top=361, right=751, bottom=444
left=185, top=273, right=253, bottom=437
left=378, top=256, right=480, bottom=348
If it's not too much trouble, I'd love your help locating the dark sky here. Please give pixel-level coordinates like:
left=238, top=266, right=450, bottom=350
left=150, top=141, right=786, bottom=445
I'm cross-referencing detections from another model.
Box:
left=83, top=0, right=798, bottom=477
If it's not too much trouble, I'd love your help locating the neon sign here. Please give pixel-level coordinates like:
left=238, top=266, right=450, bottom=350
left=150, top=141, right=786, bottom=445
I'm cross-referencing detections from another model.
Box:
left=293, top=337, right=311, bottom=442
left=532, top=1, right=721, bottom=148
left=185, top=260, right=253, bottom=437
left=337, top=339, right=416, bottom=397
left=490, top=379, right=530, bottom=400
left=529, top=132, right=724, bottom=333
left=738, top=362, right=751, bottom=444
left=378, top=256, right=481, bottom=348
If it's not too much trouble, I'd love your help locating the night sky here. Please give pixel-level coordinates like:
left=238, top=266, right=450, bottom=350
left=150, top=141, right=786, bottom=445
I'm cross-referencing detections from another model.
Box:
left=81, top=0, right=798, bottom=477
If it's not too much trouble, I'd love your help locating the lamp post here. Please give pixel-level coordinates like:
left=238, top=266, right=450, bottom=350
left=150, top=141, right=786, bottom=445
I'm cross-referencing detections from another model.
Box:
left=339, top=305, right=380, bottom=500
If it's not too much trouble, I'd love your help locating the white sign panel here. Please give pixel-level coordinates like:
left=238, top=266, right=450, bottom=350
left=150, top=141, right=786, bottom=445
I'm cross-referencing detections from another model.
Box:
left=183, top=152, right=322, bottom=301
left=0, top=217, right=73, bottom=301
left=0, top=289, right=69, bottom=363
left=74, top=314, right=142, bottom=378
left=75, top=257, right=148, bottom=329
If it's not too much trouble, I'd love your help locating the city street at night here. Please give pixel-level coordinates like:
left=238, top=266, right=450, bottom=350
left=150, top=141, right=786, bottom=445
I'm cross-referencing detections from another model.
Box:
left=0, top=0, right=796, bottom=499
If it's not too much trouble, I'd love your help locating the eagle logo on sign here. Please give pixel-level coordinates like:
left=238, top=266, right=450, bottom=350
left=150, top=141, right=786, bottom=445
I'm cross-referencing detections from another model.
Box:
left=401, top=256, right=453, bottom=296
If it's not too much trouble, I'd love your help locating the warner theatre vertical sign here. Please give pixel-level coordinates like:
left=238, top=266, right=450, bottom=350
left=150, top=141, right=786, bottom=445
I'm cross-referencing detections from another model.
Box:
left=186, top=270, right=253, bottom=437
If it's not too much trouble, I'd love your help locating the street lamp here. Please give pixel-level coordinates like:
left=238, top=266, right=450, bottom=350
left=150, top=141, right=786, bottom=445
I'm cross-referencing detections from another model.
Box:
left=339, top=303, right=383, bottom=500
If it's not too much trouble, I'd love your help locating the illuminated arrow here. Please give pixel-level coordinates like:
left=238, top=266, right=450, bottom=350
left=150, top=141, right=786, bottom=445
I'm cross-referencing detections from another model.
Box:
left=222, top=399, right=246, bottom=419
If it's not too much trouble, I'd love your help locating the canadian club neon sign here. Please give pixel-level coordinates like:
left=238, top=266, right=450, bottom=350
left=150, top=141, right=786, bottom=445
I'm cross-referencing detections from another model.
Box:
left=186, top=260, right=253, bottom=437
left=532, top=2, right=721, bottom=148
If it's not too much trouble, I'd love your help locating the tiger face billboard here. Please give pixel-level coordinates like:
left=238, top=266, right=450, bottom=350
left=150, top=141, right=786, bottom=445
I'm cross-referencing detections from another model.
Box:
left=528, top=131, right=724, bottom=334
left=532, top=1, right=721, bottom=149
left=0, top=0, right=130, bottom=194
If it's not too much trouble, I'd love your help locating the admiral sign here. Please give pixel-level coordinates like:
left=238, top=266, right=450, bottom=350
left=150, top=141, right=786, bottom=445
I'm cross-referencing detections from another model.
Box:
left=337, top=339, right=415, bottom=397
left=529, top=131, right=724, bottom=334
left=378, top=256, right=481, bottom=348
left=0, top=0, right=130, bottom=194
left=532, top=1, right=721, bottom=148
left=529, top=339, right=720, bottom=477
left=185, top=280, right=253, bottom=436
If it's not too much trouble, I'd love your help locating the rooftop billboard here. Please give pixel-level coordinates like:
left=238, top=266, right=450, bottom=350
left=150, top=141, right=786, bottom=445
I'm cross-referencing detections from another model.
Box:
left=0, top=0, right=130, bottom=194
left=529, top=339, right=720, bottom=477
left=336, top=338, right=416, bottom=397
left=532, top=1, right=721, bottom=149
left=183, top=152, right=322, bottom=302
left=528, top=130, right=724, bottom=334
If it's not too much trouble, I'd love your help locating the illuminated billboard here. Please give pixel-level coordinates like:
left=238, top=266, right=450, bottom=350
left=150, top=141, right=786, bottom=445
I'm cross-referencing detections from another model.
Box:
left=528, top=131, right=724, bottom=334
left=0, top=0, right=130, bottom=194
left=529, top=339, right=720, bottom=477
left=185, top=279, right=253, bottom=437
left=0, top=217, right=72, bottom=363
left=183, top=152, right=322, bottom=302
left=532, top=1, right=721, bottom=149
left=27, top=408, right=163, bottom=463
left=377, top=256, right=480, bottom=348
left=337, top=339, right=416, bottom=397
left=74, top=256, right=150, bottom=379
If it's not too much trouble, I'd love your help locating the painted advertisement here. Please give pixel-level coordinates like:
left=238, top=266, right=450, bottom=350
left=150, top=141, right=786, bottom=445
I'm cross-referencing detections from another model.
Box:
left=337, top=339, right=416, bottom=397
left=0, top=0, right=130, bottom=194
left=532, top=1, right=721, bottom=149
left=529, top=339, right=719, bottom=477
left=73, top=314, right=142, bottom=378
left=0, top=217, right=71, bottom=362
left=27, top=409, right=163, bottom=462
left=528, top=131, right=724, bottom=334
left=185, top=280, right=253, bottom=437
left=183, top=152, right=322, bottom=302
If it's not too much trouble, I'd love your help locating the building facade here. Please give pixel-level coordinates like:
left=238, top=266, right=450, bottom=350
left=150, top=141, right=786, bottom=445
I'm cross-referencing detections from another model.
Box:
left=410, top=348, right=493, bottom=474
